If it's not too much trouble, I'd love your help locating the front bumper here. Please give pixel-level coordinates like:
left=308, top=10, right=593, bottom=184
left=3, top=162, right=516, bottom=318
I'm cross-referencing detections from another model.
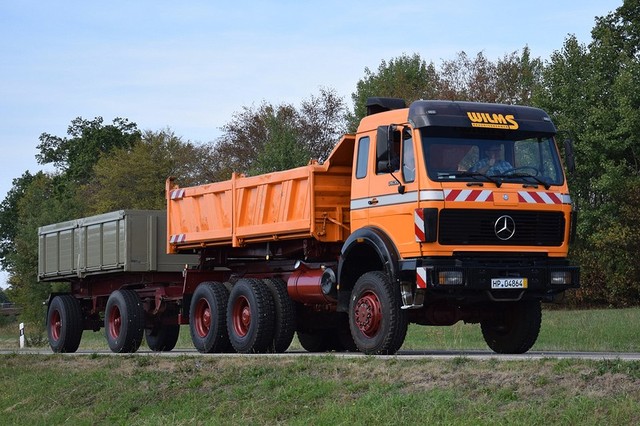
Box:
left=400, top=254, right=580, bottom=303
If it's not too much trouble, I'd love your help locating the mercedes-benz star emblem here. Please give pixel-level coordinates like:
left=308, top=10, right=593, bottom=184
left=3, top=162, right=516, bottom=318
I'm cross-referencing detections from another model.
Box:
left=494, top=215, right=516, bottom=240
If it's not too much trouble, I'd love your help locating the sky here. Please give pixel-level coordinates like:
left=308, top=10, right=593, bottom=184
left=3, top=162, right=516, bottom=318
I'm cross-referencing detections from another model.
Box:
left=0, top=0, right=624, bottom=289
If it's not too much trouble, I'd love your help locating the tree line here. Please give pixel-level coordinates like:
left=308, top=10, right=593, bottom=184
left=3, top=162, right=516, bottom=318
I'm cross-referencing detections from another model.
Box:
left=1, top=2, right=639, bottom=329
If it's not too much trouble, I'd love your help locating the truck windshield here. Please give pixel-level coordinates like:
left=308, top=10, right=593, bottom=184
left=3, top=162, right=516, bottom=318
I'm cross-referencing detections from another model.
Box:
left=421, top=129, right=565, bottom=187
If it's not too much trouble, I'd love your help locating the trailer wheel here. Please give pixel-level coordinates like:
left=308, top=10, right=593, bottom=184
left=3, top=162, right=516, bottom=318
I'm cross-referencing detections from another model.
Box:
left=189, top=282, right=231, bottom=353
left=349, top=271, right=408, bottom=355
left=227, top=278, right=275, bottom=354
left=47, top=295, right=83, bottom=353
left=104, top=290, right=144, bottom=353
left=263, top=278, right=296, bottom=353
left=145, top=323, right=180, bottom=352
left=481, top=300, right=542, bottom=354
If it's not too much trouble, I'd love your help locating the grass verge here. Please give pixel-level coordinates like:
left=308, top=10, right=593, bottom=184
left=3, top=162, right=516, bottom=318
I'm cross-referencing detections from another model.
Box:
left=0, top=354, right=639, bottom=424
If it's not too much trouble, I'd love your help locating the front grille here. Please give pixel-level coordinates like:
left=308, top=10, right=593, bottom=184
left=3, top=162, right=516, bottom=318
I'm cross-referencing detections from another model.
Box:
left=438, top=209, right=565, bottom=246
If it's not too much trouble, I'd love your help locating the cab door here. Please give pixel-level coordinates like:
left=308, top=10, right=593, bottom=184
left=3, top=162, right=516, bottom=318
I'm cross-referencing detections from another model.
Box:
left=366, top=125, right=420, bottom=257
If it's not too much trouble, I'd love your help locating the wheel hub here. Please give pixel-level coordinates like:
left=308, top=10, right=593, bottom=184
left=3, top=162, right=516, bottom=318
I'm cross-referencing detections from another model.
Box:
left=194, top=299, right=211, bottom=337
left=232, top=296, right=251, bottom=337
left=50, top=310, right=61, bottom=341
left=354, top=291, right=381, bottom=337
left=108, top=306, right=121, bottom=338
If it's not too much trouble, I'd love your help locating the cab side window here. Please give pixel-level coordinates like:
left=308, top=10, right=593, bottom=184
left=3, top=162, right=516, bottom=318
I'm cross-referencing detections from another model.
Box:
left=402, top=132, right=415, bottom=183
left=355, top=137, right=370, bottom=179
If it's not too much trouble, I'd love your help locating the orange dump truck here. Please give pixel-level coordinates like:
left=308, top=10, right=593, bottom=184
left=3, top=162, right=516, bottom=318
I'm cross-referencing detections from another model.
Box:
left=42, top=98, right=579, bottom=355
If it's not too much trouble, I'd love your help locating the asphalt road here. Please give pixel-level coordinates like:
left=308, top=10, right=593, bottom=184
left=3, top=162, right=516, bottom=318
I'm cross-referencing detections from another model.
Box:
left=2, top=348, right=640, bottom=361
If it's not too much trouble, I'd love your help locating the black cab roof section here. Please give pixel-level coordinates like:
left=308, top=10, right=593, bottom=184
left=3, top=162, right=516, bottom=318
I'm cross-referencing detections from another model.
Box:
left=408, top=100, right=557, bottom=134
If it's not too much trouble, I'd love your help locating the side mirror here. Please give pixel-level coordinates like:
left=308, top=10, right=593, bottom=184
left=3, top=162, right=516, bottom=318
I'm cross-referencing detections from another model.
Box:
left=376, top=125, right=399, bottom=173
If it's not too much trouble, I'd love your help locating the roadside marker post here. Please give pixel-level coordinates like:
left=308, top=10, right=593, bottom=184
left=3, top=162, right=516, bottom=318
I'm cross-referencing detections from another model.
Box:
left=19, top=322, right=24, bottom=349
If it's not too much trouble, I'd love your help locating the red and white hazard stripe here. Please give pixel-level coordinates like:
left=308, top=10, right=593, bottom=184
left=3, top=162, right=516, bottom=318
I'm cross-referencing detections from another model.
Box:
left=170, top=189, right=186, bottom=200
left=444, top=189, right=570, bottom=204
left=169, top=234, right=187, bottom=244
left=416, top=267, right=427, bottom=289
left=517, top=191, right=563, bottom=204
left=414, top=209, right=425, bottom=242
left=444, top=189, right=494, bottom=202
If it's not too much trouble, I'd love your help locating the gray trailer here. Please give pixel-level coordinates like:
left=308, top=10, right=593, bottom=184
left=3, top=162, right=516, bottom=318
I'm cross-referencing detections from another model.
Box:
left=38, top=210, right=192, bottom=280
left=40, top=210, right=220, bottom=353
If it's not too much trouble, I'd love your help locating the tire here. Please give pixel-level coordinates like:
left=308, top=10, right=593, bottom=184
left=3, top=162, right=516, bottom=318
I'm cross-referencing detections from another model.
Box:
left=263, top=278, right=296, bottom=353
left=227, top=278, right=275, bottom=354
left=104, top=290, right=145, bottom=353
left=47, top=295, right=83, bottom=353
left=145, top=323, right=180, bottom=352
left=348, top=271, right=408, bottom=355
left=335, top=314, right=358, bottom=352
left=481, top=300, right=542, bottom=354
left=297, top=330, right=332, bottom=352
left=189, top=282, right=231, bottom=353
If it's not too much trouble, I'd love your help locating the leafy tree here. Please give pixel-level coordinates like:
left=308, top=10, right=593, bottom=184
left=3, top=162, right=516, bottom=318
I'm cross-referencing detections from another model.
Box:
left=298, top=87, right=348, bottom=162
left=0, top=172, right=35, bottom=271
left=36, top=116, right=140, bottom=184
left=85, top=129, right=217, bottom=213
left=0, top=288, right=9, bottom=304
left=213, top=88, right=347, bottom=179
left=349, top=53, right=439, bottom=131
left=5, top=172, right=79, bottom=332
left=0, top=116, right=141, bottom=334
left=494, top=47, right=544, bottom=105
left=349, top=49, right=543, bottom=130
left=251, top=113, right=310, bottom=175
left=536, top=1, right=640, bottom=306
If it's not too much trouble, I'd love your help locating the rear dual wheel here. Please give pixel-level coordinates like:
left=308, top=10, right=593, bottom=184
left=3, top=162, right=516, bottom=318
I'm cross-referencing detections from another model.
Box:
left=227, top=279, right=275, bottom=354
left=189, top=278, right=296, bottom=354
left=263, top=278, right=296, bottom=353
left=190, top=282, right=231, bottom=353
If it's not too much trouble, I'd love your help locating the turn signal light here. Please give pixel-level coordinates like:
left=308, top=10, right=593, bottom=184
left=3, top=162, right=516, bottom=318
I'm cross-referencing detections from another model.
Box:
left=438, top=271, right=463, bottom=285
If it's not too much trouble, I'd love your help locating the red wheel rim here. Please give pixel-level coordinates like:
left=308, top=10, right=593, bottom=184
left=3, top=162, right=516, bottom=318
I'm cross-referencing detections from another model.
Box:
left=194, top=298, right=212, bottom=338
left=50, top=309, right=61, bottom=341
left=232, top=295, right=251, bottom=337
left=108, top=305, right=122, bottom=339
left=354, top=291, right=382, bottom=338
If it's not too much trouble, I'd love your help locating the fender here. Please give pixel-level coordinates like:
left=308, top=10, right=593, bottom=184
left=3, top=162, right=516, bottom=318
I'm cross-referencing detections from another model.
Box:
left=337, top=227, right=401, bottom=311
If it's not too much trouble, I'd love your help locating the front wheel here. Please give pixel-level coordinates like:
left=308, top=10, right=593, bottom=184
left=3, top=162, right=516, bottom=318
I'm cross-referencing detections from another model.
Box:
left=104, top=290, right=145, bottom=353
left=47, top=295, right=83, bottom=353
left=348, top=271, right=408, bottom=355
left=481, top=300, right=542, bottom=354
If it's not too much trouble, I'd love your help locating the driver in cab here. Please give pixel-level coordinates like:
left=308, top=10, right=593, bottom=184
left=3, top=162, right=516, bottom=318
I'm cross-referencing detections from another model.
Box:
left=468, top=144, right=512, bottom=176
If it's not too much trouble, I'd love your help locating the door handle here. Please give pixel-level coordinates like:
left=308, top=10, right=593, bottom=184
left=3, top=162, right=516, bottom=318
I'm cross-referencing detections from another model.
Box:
left=368, top=198, right=379, bottom=205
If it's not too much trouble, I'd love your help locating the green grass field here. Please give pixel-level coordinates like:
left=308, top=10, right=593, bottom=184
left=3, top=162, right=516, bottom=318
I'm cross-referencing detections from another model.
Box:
left=1, top=308, right=639, bottom=424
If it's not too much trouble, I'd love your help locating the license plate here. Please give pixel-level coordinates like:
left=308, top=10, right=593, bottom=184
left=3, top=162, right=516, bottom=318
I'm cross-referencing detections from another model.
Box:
left=491, top=278, right=528, bottom=289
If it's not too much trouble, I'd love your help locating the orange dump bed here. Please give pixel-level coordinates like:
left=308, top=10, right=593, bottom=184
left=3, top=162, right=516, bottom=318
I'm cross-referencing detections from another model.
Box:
left=167, top=135, right=355, bottom=253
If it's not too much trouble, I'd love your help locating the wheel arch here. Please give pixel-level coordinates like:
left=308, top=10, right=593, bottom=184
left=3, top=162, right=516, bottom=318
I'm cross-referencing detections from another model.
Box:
left=337, top=226, right=400, bottom=311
